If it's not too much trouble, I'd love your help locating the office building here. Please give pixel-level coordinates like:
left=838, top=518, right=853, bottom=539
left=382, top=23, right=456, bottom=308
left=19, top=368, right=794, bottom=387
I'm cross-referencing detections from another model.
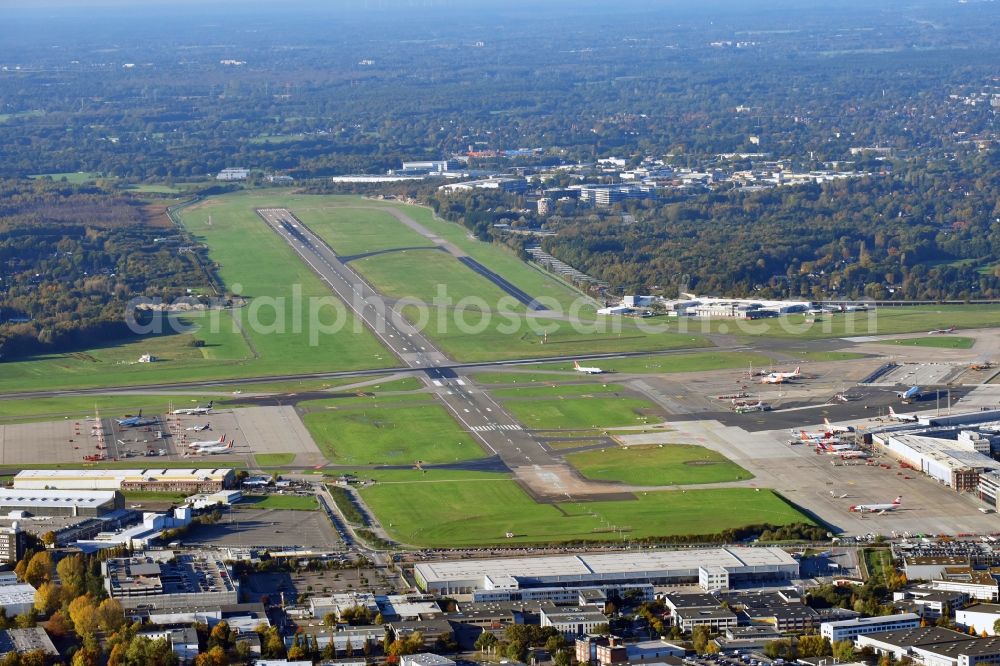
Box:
left=0, top=525, right=27, bottom=564
left=820, top=612, right=921, bottom=642
left=957, top=604, right=1000, bottom=636
left=103, top=550, right=238, bottom=611
left=540, top=604, right=609, bottom=637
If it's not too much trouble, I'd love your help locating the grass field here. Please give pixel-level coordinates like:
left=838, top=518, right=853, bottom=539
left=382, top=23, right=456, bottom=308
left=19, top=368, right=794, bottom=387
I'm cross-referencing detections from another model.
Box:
left=882, top=336, right=976, bottom=349
left=254, top=453, right=295, bottom=467
left=303, top=403, right=485, bottom=465
left=788, top=350, right=868, bottom=361
left=471, top=372, right=569, bottom=384
left=531, top=351, right=774, bottom=375
left=565, top=444, right=752, bottom=486
left=299, top=392, right=435, bottom=410
left=29, top=171, right=102, bottom=183
left=244, top=494, right=318, bottom=511
left=495, top=383, right=661, bottom=430
left=295, top=206, right=432, bottom=257
left=352, top=469, right=810, bottom=547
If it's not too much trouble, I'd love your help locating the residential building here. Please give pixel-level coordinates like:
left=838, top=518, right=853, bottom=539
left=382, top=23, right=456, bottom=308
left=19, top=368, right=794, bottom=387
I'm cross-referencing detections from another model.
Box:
left=820, top=613, right=921, bottom=642
left=957, top=604, right=1000, bottom=636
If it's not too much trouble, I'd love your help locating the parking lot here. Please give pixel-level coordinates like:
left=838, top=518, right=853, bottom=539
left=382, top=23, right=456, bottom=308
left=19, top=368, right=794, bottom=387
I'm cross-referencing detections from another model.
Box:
left=185, top=506, right=345, bottom=550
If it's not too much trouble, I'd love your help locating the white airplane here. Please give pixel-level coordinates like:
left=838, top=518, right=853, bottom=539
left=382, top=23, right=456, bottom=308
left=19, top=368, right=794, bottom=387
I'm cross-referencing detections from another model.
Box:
left=172, top=401, right=213, bottom=416
left=850, top=497, right=902, bottom=513
left=574, top=361, right=603, bottom=375
left=191, top=440, right=235, bottom=455
left=797, top=429, right=836, bottom=442
left=185, top=424, right=211, bottom=432
left=823, top=418, right=854, bottom=434
left=186, top=434, right=228, bottom=449
left=761, top=366, right=801, bottom=384
left=888, top=406, right=919, bottom=422
left=928, top=327, right=956, bottom=335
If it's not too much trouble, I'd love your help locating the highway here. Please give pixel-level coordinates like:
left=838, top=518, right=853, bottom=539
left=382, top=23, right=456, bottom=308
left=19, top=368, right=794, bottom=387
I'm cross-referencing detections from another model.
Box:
left=255, top=208, right=571, bottom=494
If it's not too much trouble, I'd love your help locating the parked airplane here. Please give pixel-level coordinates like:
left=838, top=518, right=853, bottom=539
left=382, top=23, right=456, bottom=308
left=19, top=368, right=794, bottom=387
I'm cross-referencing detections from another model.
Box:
left=761, top=367, right=801, bottom=384
left=191, top=440, right=235, bottom=455
left=895, top=386, right=921, bottom=400
left=823, top=418, right=855, bottom=434
left=850, top=497, right=902, bottom=513
left=116, top=410, right=158, bottom=428
left=172, top=401, right=214, bottom=416
left=186, top=435, right=228, bottom=449
left=888, top=406, right=919, bottom=422
left=573, top=361, right=603, bottom=375
left=185, top=424, right=211, bottom=432
left=797, top=429, right=837, bottom=442
left=928, top=327, right=956, bottom=335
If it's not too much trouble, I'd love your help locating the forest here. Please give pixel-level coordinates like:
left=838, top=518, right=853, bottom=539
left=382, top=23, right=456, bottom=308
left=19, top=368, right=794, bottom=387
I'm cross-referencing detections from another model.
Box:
left=0, top=181, right=211, bottom=359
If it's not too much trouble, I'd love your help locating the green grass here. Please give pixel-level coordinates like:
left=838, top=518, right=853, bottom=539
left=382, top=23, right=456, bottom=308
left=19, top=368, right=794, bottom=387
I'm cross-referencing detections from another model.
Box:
left=254, top=453, right=295, bottom=467
left=0, top=394, right=229, bottom=425
left=244, top=494, right=318, bottom=511
left=303, top=404, right=485, bottom=465
left=353, top=469, right=810, bottom=547
left=125, top=183, right=186, bottom=194
left=531, top=351, right=774, bottom=374
left=295, top=206, right=432, bottom=257
left=402, top=305, right=712, bottom=362
left=498, top=384, right=661, bottom=430
left=299, top=393, right=435, bottom=410
left=788, top=350, right=868, bottom=361
left=864, top=548, right=895, bottom=583
left=0, top=109, right=45, bottom=123
left=882, top=336, right=976, bottom=349
left=471, top=372, right=570, bottom=385
left=566, top=444, right=752, bottom=486
left=327, top=485, right=366, bottom=525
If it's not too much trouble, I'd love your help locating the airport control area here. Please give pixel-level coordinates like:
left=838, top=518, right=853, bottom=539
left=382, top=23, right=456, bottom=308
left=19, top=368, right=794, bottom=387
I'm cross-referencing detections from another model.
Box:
left=2, top=192, right=1000, bottom=666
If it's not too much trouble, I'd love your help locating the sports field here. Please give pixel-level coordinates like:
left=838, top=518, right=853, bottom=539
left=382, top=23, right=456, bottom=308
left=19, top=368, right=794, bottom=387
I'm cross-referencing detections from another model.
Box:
left=352, top=469, right=810, bottom=547
left=302, top=403, right=485, bottom=465
left=883, top=336, right=976, bottom=349
left=565, top=444, right=752, bottom=486
left=498, top=384, right=661, bottom=430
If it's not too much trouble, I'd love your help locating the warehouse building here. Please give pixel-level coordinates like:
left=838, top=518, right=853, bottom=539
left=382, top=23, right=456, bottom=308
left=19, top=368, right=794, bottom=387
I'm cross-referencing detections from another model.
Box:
left=103, top=550, right=239, bottom=611
left=957, top=604, right=1000, bottom=636
left=0, top=582, right=37, bottom=618
left=13, top=468, right=236, bottom=493
left=873, top=433, right=997, bottom=492
left=0, top=628, right=58, bottom=659
left=0, top=489, right=124, bottom=517
left=413, top=547, right=798, bottom=597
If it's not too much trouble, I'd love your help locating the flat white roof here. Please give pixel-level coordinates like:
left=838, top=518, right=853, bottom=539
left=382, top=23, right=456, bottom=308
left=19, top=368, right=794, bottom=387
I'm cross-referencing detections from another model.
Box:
left=14, top=468, right=233, bottom=482
left=415, top=547, right=797, bottom=586
left=0, top=584, right=36, bottom=605
left=0, top=489, right=117, bottom=507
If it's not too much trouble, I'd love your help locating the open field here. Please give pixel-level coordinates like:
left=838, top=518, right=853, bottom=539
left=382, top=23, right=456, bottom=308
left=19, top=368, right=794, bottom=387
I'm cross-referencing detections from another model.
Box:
left=788, top=350, right=869, bottom=361
left=499, top=385, right=661, bottom=430
left=295, top=206, right=432, bottom=257
left=402, top=305, right=712, bottom=362
left=303, top=404, right=485, bottom=465
left=565, top=444, right=752, bottom=486
left=471, top=372, right=569, bottom=384
left=531, top=351, right=774, bottom=375
left=28, top=171, right=102, bottom=183
left=299, top=393, right=435, bottom=410
left=883, top=336, right=976, bottom=349
left=254, top=453, right=295, bottom=467
left=352, top=469, right=810, bottom=547
left=492, top=383, right=627, bottom=398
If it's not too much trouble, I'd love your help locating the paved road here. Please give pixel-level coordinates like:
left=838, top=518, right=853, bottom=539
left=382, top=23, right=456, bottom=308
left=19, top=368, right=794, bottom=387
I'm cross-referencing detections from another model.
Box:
left=256, top=208, right=577, bottom=498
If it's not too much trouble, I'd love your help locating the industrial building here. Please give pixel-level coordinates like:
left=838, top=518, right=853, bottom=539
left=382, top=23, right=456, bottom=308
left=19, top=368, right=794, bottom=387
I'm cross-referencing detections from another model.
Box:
left=0, top=628, right=58, bottom=659
left=13, top=468, right=236, bottom=493
left=439, top=177, right=527, bottom=193
left=0, top=582, right=37, bottom=618
left=216, top=168, right=249, bottom=181
left=539, top=604, right=609, bottom=638
left=819, top=612, right=920, bottom=642
left=103, top=550, right=239, bottom=611
left=873, top=432, right=999, bottom=492
left=573, top=184, right=657, bottom=207
left=413, top=547, right=798, bottom=598
left=0, top=488, right=124, bottom=517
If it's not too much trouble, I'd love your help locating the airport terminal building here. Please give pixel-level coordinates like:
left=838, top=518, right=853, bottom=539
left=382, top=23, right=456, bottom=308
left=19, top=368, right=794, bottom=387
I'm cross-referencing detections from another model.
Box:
left=413, top=547, right=799, bottom=599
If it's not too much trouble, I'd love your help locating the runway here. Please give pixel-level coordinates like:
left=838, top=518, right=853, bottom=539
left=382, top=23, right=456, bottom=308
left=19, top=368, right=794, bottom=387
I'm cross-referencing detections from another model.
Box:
left=255, top=208, right=590, bottom=499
